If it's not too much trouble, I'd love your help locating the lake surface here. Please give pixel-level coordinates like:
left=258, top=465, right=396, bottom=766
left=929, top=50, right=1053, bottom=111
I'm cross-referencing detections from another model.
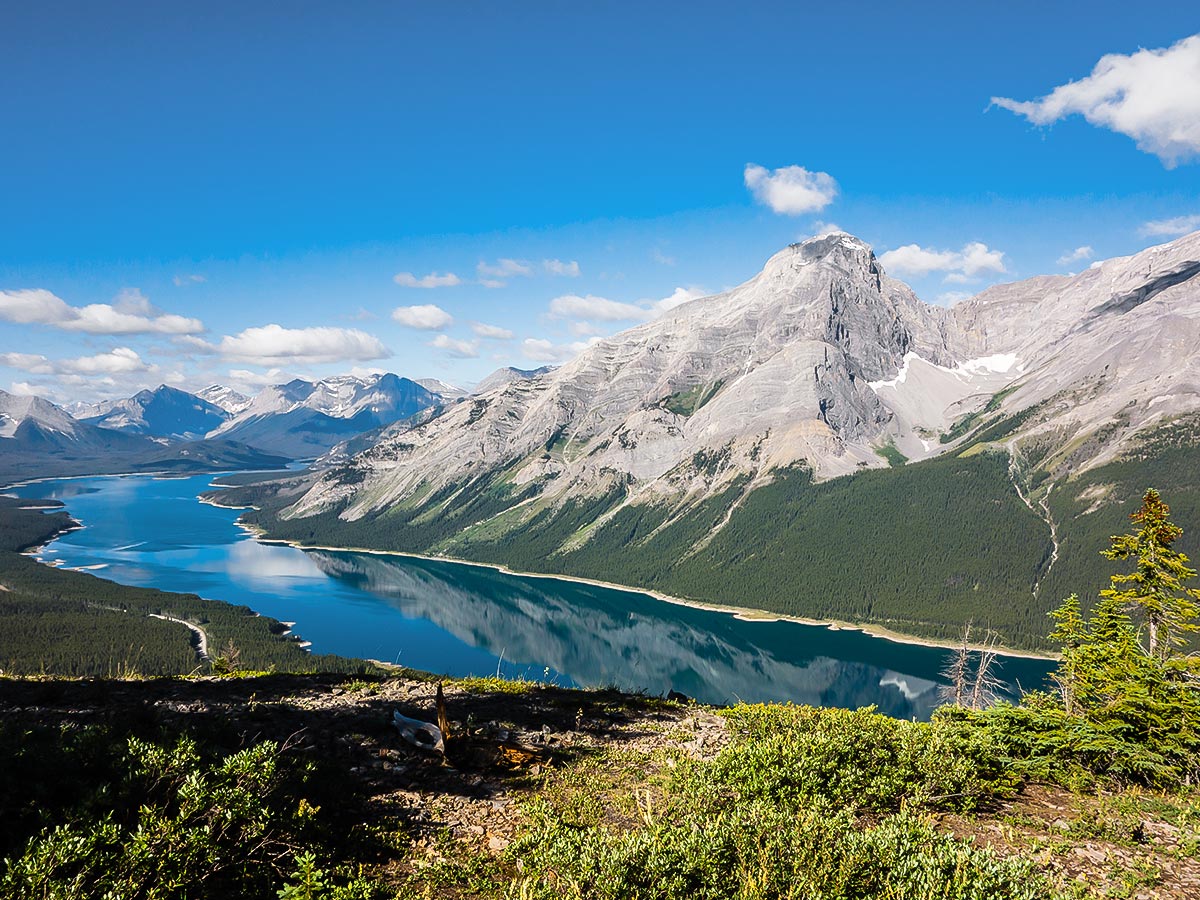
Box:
left=12, top=473, right=1053, bottom=718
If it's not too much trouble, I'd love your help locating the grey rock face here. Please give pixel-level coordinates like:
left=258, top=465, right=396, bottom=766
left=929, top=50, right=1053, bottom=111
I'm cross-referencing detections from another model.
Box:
left=288, top=230, right=1200, bottom=544
left=290, top=234, right=960, bottom=519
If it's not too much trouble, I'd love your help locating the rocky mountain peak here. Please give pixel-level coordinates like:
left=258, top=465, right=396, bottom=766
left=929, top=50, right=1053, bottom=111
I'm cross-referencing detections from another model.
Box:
left=758, top=232, right=881, bottom=285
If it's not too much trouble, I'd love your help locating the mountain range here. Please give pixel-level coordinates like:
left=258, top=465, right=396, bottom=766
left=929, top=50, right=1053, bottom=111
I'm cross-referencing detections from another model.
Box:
left=218, top=230, right=1200, bottom=650
left=0, top=388, right=288, bottom=484
left=207, top=373, right=441, bottom=458
left=0, top=372, right=478, bottom=483
left=77, top=385, right=230, bottom=439
left=290, top=232, right=1200, bottom=519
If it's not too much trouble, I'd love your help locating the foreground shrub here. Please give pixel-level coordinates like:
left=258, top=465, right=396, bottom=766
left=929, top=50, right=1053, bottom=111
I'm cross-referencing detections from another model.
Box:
left=1, top=734, right=334, bottom=900
left=510, top=803, right=1057, bottom=900
left=701, top=704, right=1020, bottom=813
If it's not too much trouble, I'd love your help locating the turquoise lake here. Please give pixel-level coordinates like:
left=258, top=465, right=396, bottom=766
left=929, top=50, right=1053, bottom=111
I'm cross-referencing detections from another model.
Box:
left=12, top=473, right=1053, bottom=718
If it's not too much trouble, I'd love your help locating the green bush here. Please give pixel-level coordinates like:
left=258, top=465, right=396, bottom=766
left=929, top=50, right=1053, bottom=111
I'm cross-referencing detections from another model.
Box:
left=703, top=704, right=1019, bottom=813
left=1, top=734, right=336, bottom=900
left=509, top=803, right=1057, bottom=900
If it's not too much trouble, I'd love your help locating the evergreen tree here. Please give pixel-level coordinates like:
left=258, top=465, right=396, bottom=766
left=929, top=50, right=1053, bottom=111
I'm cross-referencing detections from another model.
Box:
left=1101, top=488, right=1200, bottom=658
left=1048, top=593, right=1085, bottom=714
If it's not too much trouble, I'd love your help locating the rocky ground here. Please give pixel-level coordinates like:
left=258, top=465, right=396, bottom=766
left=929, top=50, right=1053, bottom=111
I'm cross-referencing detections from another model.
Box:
left=1, top=672, right=1196, bottom=898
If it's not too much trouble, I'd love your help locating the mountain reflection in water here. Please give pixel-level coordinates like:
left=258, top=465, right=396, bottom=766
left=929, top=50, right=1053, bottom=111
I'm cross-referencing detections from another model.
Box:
left=307, top=549, right=997, bottom=719
left=13, top=473, right=1053, bottom=721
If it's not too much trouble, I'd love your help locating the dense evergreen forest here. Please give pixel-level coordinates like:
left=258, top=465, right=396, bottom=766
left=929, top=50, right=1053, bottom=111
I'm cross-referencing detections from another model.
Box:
left=0, top=498, right=373, bottom=677
left=223, top=416, right=1200, bottom=652
left=228, top=451, right=1056, bottom=648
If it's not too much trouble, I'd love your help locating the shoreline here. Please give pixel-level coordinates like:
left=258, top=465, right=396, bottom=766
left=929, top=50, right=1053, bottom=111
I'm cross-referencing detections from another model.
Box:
left=212, top=500, right=1054, bottom=662
left=19, top=475, right=1058, bottom=662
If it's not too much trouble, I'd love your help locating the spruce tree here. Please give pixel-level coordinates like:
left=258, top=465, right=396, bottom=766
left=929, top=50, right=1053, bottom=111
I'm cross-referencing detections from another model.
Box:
left=1048, top=594, right=1085, bottom=714
left=1101, top=488, right=1200, bottom=659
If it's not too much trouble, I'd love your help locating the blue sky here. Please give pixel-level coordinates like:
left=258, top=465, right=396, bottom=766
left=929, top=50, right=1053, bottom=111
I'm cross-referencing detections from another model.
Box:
left=2, top=2, right=1198, bottom=400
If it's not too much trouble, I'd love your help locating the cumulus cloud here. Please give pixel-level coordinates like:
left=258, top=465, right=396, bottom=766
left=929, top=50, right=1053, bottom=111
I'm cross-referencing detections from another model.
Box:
left=879, top=241, right=1007, bottom=282
left=0, top=348, right=157, bottom=400
left=0, top=352, right=54, bottom=374
left=0, top=288, right=204, bottom=334
left=808, top=221, right=845, bottom=238
left=1139, top=214, right=1200, bottom=237
left=227, top=368, right=293, bottom=391
left=567, top=321, right=604, bottom=338
left=393, top=271, right=462, bottom=288
left=521, top=337, right=601, bottom=363
left=651, top=286, right=707, bottom=315
left=744, top=163, right=838, bottom=215
left=991, top=34, right=1200, bottom=167
left=173, top=273, right=206, bottom=286
left=477, top=259, right=533, bottom=280
left=549, top=294, right=650, bottom=322
left=207, top=325, right=389, bottom=366
left=1057, top=246, right=1094, bottom=266
left=392, top=304, right=454, bottom=330
left=62, top=347, right=148, bottom=375
left=543, top=259, right=581, bottom=277
left=429, top=334, right=480, bottom=358
left=549, top=287, right=709, bottom=323
left=471, top=322, right=515, bottom=340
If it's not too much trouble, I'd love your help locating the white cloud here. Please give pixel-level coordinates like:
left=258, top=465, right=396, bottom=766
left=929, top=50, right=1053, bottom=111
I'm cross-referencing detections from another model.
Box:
left=61, top=347, right=148, bottom=375
left=1, top=348, right=156, bottom=400
left=744, top=163, right=838, bottom=215
left=543, top=259, right=581, bottom=277
left=227, top=367, right=292, bottom=391
left=549, top=293, right=650, bottom=322
left=114, top=288, right=154, bottom=315
left=0, top=288, right=203, bottom=334
left=651, top=248, right=676, bottom=266
left=478, top=279, right=506, bottom=289
left=0, top=289, right=69, bottom=325
left=568, top=321, right=604, bottom=338
left=471, top=322, right=515, bottom=340
left=214, top=325, right=389, bottom=366
left=651, top=286, right=707, bottom=315
left=935, top=291, right=973, bottom=306
left=808, top=221, right=845, bottom=238
left=879, top=241, right=1007, bottom=282
left=549, top=286, right=709, bottom=323
left=429, top=334, right=480, bottom=358
left=477, top=258, right=533, bottom=280
left=991, top=34, right=1200, bottom=167
left=8, top=381, right=39, bottom=396
left=72, top=305, right=201, bottom=335
left=173, top=273, right=206, bottom=287
left=1057, top=246, right=1094, bottom=266
left=392, top=304, right=454, bottom=330
left=1139, top=214, right=1200, bottom=237
left=393, top=271, right=462, bottom=288
left=521, top=337, right=601, bottom=363
left=0, top=352, right=54, bottom=374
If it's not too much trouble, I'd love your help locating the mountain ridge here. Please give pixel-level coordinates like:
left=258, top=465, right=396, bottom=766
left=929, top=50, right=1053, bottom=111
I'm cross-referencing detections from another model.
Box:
left=206, top=230, right=1200, bottom=649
